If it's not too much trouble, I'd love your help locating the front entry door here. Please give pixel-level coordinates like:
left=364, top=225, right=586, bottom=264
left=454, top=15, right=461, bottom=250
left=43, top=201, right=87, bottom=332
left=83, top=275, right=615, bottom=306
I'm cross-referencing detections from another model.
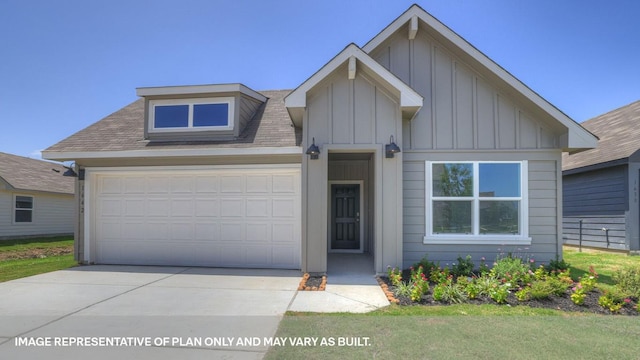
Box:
left=331, top=184, right=361, bottom=251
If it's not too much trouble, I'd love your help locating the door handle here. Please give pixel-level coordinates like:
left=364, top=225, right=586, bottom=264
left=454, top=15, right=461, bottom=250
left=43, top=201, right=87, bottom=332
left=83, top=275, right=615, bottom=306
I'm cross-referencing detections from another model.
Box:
left=356, top=212, right=360, bottom=222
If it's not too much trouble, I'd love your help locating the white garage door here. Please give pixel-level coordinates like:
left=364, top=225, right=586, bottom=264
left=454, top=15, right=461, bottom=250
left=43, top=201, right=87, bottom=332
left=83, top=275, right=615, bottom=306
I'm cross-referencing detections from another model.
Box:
left=90, top=166, right=301, bottom=269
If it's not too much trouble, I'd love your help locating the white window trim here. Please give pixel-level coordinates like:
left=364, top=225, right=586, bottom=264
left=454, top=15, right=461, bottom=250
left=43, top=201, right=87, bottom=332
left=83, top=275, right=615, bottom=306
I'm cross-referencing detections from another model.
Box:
left=12, top=194, right=34, bottom=224
left=148, top=97, right=235, bottom=132
left=423, top=160, right=530, bottom=245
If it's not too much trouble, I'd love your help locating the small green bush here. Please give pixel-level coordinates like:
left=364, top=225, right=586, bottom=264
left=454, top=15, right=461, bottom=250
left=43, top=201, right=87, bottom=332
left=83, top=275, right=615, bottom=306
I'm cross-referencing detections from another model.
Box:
left=612, top=266, right=640, bottom=298
left=529, top=281, right=553, bottom=300
left=413, top=255, right=439, bottom=274
left=545, top=255, right=571, bottom=273
left=490, top=255, right=532, bottom=286
left=451, top=255, right=474, bottom=278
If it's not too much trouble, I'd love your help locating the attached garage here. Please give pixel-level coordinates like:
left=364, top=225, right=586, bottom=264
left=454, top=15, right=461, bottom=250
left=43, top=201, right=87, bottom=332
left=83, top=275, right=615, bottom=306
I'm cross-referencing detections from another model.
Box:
left=85, top=165, right=301, bottom=269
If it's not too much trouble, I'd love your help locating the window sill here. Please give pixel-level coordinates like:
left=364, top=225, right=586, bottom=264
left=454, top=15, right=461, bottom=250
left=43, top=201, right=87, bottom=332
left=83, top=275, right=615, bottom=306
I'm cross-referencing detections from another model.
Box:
left=423, top=235, right=532, bottom=245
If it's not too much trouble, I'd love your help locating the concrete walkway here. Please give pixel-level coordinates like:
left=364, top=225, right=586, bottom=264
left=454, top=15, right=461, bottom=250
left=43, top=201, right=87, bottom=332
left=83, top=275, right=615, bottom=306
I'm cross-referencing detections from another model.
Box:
left=288, top=253, right=390, bottom=313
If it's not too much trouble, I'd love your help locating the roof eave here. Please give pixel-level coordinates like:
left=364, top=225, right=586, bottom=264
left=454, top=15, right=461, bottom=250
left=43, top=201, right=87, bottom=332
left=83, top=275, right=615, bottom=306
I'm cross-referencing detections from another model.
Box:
left=136, top=83, right=267, bottom=103
left=285, top=43, right=423, bottom=125
left=42, top=146, right=303, bottom=162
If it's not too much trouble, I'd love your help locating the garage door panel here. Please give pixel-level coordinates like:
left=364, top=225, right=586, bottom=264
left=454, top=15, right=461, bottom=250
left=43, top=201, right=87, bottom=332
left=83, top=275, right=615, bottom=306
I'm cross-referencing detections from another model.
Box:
left=272, top=199, right=295, bottom=218
left=220, top=176, right=243, bottom=193
left=195, top=176, right=219, bottom=193
left=246, top=223, right=270, bottom=242
left=124, top=177, right=146, bottom=194
left=93, top=167, right=300, bottom=269
left=195, top=223, right=218, bottom=241
left=272, top=175, right=296, bottom=193
left=246, top=198, right=269, bottom=217
left=246, top=175, right=269, bottom=193
left=195, top=199, right=219, bottom=216
left=220, top=222, right=244, bottom=241
left=221, top=198, right=244, bottom=217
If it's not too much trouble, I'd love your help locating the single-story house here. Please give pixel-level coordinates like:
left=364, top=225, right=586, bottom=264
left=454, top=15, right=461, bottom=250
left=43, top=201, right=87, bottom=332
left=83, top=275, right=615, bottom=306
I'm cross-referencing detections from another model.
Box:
left=562, top=100, right=640, bottom=253
left=0, top=152, right=74, bottom=239
left=43, top=5, right=597, bottom=273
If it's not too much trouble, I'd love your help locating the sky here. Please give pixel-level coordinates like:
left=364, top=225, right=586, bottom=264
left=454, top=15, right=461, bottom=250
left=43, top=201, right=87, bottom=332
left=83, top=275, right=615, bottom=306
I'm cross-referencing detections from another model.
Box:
left=1, top=0, right=639, bottom=160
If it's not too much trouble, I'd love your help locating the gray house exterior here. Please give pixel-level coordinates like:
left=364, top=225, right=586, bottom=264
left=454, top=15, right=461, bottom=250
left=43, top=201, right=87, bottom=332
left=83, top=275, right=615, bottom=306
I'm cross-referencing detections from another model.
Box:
left=0, top=152, right=74, bottom=239
left=43, top=5, right=596, bottom=274
left=563, top=100, right=640, bottom=252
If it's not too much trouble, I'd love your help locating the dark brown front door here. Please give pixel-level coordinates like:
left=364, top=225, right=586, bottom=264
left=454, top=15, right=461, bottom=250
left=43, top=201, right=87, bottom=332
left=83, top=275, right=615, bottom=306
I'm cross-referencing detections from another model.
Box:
left=331, top=184, right=360, bottom=250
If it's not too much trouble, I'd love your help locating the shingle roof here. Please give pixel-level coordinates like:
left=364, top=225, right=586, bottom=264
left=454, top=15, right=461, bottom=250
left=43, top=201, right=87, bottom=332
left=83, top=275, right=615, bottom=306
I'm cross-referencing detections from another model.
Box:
left=563, top=100, right=640, bottom=171
left=45, top=90, right=301, bottom=154
left=0, top=152, right=74, bottom=194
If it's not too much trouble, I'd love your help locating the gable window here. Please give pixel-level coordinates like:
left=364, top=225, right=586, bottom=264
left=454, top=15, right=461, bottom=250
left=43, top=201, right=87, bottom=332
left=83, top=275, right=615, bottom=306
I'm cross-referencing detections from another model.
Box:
left=424, top=161, right=530, bottom=244
left=149, top=97, right=234, bottom=132
left=14, top=195, right=33, bottom=223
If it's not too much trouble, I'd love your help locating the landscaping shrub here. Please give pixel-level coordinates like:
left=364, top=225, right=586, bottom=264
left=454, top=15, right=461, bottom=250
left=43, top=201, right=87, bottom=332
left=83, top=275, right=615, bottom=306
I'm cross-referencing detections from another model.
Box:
left=545, top=255, right=571, bottom=273
left=490, top=254, right=533, bottom=285
left=612, top=266, right=640, bottom=298
left=529, top=280, right=554, bottom=300
left=451, top=255, right=474, bottom=278
left=413, top=255, right=439, bottom=274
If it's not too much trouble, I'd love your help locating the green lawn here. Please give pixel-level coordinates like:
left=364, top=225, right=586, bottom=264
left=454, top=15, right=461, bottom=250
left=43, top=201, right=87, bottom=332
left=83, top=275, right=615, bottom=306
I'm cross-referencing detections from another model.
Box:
left=267, top=249, right=640, bottom=359
left=0, top=236, right=76, bottom=282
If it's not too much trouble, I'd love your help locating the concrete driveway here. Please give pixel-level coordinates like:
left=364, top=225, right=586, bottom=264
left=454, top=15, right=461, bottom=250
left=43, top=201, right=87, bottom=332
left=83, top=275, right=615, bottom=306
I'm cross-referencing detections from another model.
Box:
left=0, top=265, right=301, bottom=359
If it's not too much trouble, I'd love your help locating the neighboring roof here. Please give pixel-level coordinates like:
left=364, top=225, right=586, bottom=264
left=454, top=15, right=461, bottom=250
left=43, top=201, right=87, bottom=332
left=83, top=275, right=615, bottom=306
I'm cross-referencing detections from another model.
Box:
left=363, top=4, right=597, bottom=153
left=563, top=100, right=640, bottom=172
left=285, top=43, right=423, bottom=126
left=0, top=152, right=74, bottom=194
left=43, top=90, right=301, bottom=161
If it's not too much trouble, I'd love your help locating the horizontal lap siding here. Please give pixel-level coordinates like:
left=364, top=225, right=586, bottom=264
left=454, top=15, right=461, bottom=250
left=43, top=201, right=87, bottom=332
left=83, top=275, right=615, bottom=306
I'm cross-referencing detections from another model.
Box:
left=562, top=165, right=628, bottom=250
left=0, top=190, right=74, bottom=239
left=563, top=165, right=627, bottom=216
left=403, top=157, right=559, bottom=268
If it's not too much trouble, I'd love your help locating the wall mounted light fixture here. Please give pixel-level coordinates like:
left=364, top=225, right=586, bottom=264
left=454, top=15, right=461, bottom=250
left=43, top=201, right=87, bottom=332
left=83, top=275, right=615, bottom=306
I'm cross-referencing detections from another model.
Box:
left=306, top=137, right=320, bottom=160
left=385, top=135, right=401, bottom=158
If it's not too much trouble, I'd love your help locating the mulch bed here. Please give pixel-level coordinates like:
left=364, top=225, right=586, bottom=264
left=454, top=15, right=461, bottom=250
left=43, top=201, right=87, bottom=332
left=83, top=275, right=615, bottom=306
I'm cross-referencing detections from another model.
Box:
left=0, top=247, right=73, bottom=261
left=378, top=276, right=639, bottom=316
left=298, top=273, right=327, bottom=291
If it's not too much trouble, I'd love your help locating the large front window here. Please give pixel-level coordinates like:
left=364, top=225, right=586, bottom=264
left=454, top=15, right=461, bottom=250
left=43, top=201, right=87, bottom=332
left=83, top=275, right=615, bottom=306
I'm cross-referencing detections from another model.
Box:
left=149, top=97, right=234, bottom=132
left=425, top=161, right=529, bottom=244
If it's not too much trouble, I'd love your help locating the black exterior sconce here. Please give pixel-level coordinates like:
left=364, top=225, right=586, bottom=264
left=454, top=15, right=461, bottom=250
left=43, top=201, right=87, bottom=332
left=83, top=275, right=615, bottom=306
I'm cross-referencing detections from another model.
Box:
left=306, top=137, right=320, bottom=160
left=385, top=135, right=401, bottom=158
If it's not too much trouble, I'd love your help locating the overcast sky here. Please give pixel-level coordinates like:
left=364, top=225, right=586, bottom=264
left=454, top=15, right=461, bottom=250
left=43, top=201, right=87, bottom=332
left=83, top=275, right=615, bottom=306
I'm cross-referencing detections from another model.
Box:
left=1, top=0, right=638, bottom=159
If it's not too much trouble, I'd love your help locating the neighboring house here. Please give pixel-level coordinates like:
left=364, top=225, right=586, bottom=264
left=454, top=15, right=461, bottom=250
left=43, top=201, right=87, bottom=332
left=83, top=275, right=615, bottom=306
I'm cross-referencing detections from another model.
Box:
left=43, top=5, right=596, bottom=273
left=0, top=152, right=74, bottom=239
left=562, top=100, right=640, bottom=253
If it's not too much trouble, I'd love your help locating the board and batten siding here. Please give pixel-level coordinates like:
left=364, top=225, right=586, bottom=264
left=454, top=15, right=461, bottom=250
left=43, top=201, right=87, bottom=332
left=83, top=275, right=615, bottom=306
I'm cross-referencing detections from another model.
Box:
left=403, top=154, right=561, bottom=267
left=370, top=30, right=559, bottom=152
left=303, top=63, right=403, bottom=273
left=562, top=165, right=629, bottom=250
left=0, top=190, right=74, bottom=239
left=368, top=26, right=565, bottom=266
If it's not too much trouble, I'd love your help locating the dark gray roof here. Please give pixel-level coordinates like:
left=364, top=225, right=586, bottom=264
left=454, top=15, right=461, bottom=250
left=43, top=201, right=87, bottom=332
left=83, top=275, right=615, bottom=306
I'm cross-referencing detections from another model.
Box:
left=563, top=100, right=640, bottom=172
left=45, top=90, right=301, bottom=153
left=0, top=152, right=74, bottom=194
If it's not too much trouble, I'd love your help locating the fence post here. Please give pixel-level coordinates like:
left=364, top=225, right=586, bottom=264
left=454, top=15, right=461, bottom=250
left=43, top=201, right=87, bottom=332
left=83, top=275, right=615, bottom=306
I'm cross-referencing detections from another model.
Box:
left=578, top=219, right=583, bottom=252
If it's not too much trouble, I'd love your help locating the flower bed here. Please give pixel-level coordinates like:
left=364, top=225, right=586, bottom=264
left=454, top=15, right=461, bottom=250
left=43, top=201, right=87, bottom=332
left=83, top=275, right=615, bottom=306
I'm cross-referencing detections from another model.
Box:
left=380, top=254, right=639, bottom=315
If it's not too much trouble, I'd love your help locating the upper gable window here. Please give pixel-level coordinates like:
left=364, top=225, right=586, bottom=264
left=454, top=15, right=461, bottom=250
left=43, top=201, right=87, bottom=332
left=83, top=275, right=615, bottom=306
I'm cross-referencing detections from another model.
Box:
left=149, top=97, right=234, bottom=132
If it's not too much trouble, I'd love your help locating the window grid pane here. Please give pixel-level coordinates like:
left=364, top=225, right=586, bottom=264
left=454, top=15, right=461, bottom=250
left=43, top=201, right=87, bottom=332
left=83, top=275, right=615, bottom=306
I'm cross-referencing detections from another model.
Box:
left=154, top=105, right=189, bottom=128
left=479, top=200, right=519, bottom=234
left=193, top=103, right=229, bottom=127
left=433, top=200, right=472, bottom=234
